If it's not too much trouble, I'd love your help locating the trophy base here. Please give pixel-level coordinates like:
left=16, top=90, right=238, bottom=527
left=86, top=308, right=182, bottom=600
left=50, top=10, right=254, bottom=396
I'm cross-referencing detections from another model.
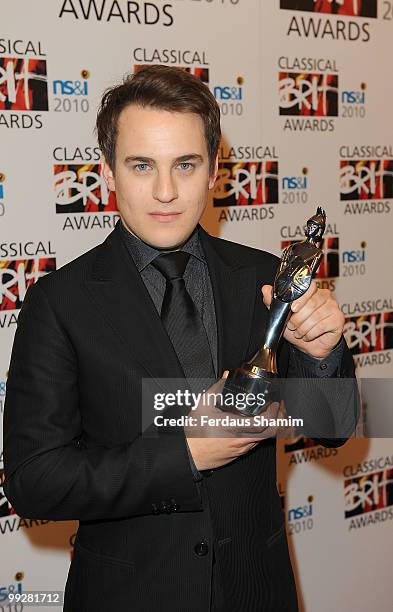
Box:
left=219, top=364, right=280, bottom=416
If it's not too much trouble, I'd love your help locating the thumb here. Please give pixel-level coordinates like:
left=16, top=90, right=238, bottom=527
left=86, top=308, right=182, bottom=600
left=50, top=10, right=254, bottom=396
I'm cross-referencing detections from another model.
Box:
left=261, top=284, right=273, bottom=309
left=222, top=370, right=229, bottom=379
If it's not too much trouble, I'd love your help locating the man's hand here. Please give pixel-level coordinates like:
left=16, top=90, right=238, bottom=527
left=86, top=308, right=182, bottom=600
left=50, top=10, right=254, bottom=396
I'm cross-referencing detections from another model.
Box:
left=185, top=372, right=281, bottom=471
left=262, top=280, right=344, bottom=359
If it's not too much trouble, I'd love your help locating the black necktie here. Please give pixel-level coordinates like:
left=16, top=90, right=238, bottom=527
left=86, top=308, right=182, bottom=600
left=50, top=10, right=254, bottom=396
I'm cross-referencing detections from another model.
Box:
left=152, top=251, right=215, bottom=384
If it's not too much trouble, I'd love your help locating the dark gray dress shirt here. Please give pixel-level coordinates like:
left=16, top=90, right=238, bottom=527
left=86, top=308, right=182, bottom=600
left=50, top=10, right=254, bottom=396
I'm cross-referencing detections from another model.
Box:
left=118, top=220, right=218, bottom=378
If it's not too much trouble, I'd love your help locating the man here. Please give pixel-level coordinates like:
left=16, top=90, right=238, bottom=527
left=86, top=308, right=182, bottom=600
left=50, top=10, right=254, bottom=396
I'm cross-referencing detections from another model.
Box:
left=3, top=65, right=358, bottom=611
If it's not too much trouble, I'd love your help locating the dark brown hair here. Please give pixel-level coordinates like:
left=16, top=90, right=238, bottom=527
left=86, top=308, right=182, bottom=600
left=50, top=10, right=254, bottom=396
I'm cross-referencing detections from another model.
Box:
left=95, top=65, right=221, bottom=173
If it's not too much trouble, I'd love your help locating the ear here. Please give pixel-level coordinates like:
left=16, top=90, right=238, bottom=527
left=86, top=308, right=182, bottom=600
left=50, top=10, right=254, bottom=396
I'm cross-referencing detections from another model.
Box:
left=101, top=156, right=116, bottom=191
left=208, top=153, right=219, bottom=190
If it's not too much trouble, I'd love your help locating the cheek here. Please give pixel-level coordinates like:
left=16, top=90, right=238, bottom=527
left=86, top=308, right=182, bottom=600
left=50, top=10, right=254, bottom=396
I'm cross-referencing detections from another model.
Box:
left=183, top=198, right=206, bottom=224
left=116, top=176, right=148, bottom=207
left=183, top=181, right=208, bottom=212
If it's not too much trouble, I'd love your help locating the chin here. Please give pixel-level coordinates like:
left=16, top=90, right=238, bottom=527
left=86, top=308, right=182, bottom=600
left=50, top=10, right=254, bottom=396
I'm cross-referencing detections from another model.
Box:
left=140, top=229, right=187, bottom=250
left=146, top=222, right=197, bottom=249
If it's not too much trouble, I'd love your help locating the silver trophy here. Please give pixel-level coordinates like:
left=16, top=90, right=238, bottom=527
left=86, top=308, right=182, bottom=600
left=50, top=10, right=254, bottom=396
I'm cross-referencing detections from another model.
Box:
left=221, top=207, right=327, bottom=416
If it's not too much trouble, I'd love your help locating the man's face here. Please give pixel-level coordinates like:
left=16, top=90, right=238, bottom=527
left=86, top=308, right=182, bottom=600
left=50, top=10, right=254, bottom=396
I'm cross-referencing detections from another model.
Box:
left=102, top=105, right=218, bottom=249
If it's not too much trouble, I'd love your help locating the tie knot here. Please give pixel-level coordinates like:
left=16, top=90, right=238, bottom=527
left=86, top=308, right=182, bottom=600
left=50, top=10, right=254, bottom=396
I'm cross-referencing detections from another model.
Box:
left=152, top=251, right=191, bottom=281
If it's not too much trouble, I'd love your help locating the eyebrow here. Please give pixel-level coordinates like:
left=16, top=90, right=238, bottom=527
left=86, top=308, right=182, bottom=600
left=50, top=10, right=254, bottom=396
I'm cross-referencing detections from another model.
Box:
left=124, top=154, right=204, bottom=165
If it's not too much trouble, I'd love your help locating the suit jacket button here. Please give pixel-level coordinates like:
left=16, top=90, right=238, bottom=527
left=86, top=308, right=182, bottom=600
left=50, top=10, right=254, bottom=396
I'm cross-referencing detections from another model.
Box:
left=170, top=498, right=179, bottom=512
left=194, top=541, right=209, bottom=557
left=151, top=503, right=160, bottom=515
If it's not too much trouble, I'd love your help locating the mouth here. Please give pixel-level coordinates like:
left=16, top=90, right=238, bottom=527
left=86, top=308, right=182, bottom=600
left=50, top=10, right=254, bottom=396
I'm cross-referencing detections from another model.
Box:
left=149, top=212, right=183, bottom=223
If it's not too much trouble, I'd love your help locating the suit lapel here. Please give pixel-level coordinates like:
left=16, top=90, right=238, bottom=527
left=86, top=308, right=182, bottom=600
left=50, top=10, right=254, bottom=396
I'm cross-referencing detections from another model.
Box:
left=199, top=226, right=256, bottom=375
left=84, top=223, right=186, bottom=394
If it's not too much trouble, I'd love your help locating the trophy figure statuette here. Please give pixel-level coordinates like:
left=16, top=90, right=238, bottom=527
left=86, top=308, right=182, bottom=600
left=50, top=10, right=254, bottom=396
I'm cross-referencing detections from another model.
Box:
left=220, top=206, right=327, bottom=416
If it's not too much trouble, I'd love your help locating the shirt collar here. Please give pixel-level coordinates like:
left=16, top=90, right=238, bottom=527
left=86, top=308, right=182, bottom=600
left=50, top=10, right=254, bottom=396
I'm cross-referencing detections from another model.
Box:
left=118, top=219, right=206, bottom=273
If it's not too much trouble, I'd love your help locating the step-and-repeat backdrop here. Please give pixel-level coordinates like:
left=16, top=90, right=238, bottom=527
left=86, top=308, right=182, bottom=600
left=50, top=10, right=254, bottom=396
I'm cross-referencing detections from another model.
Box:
left=1, top=1, right=393, bottom=610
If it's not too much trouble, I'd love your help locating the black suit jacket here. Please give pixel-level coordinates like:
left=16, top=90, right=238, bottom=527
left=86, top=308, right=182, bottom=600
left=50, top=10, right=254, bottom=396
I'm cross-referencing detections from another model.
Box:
left=3, top=222, right=357, bottom=611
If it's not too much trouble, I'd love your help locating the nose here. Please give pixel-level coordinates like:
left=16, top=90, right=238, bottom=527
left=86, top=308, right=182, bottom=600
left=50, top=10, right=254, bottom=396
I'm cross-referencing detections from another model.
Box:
left=152, top=169, right=178, bottom=203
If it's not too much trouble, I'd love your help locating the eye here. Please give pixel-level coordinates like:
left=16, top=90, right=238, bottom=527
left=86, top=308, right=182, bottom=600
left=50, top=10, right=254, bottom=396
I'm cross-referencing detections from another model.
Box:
left=134, top=163, right=150, bottom=172
left=178, top=162, right=193, bottom=171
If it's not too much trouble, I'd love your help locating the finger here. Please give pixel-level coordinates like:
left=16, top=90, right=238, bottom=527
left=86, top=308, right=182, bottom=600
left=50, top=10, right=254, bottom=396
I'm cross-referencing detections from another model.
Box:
left=231, top=437, right=262, bottom=447
left=290, top=280, right=319, bottom=313
left=204, top=377, right=226, bottom=398
left=206, top=370, right=229, bottom=401
left=237, top=442, right=259, bottom=453
left=293, top=307, right=337, bottom=340
left=290, top=297, right=332, bottom=336
left=296, top=312, right=344, bottom=343
left=261, top=284, right=273, bottom=308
